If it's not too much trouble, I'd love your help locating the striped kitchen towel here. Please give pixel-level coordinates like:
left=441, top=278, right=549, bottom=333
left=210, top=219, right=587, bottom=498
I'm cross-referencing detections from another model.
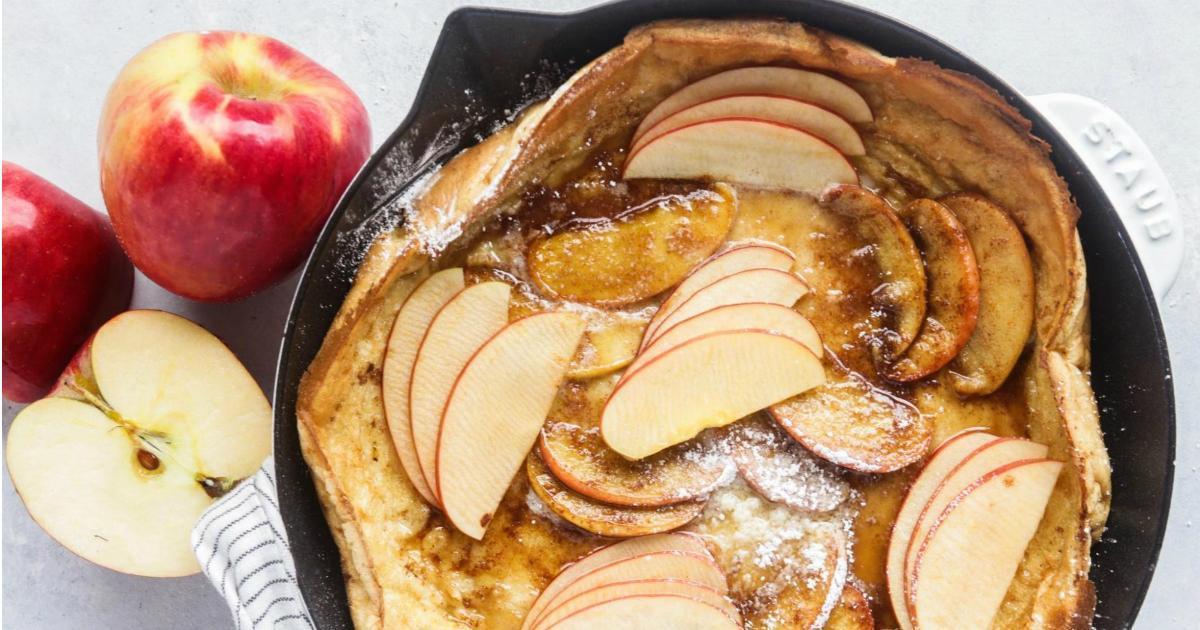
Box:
left=192, top=458, right=314, bottom=629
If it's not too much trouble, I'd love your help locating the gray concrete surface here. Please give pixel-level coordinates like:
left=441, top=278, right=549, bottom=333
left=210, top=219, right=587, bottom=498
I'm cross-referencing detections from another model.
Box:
left=3, top=1, right=1197, bottom=627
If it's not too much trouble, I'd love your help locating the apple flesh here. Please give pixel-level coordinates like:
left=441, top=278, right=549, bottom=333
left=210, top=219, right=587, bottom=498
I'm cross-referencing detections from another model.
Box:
left=409, top=281, right=511, bottom=501
left=602, top=330, right=825, bottom=459
left=624, top=118, right=858, bottom=194
left=536, top=579, right=737, bottom=630
left=548, top=593, right=740, bottom=629
left=98, top=31, right=370, bottom=301
left=5, top=310, right=271, bottom=576
left=2, top=162, right=133, bottom=403
left=436, top=312, right=586, bottom=539
left=908, top=459, right=1062, bottom=630
left=381, top=268, right=465, bottom=506
left=633, top=94, right=865, bottom=156
left=633, top=66, right=873, bottom=142
left=537, top=552, right=728, bottom=620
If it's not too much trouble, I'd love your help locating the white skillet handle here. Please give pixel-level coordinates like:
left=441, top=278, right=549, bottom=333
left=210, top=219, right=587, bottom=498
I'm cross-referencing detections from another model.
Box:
left=1029, top=93, right=1183, bottom=303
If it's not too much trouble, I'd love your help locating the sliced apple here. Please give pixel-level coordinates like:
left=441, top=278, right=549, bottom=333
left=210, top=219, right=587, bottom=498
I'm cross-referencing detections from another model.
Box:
left=939, top=193, right=1036, bottom=395
left=885, top=428, right=1000, bottom=629
left=547, top=594, right=741, bottom=629
left=821, top=184, right=926, bottom=361
left=523, top=532, right=713, bottom=627
left=6, top=310, right=270, bottom=577
left=528, top=185, right=736, bottom=307
left=540, top=377, right=726, bottom=507
left=907, top=459, right=1062, bottom=630
left=633, top=67, right=873, bottom=142
left=633, top=302, right=821, bottom=375
left=826, top=582, right=875, bottom=630
left=381, top=268, right=465, bottom=505
left=633, top=94, right=865, bottom=156
left=731, top=418, right=849, bottom=513
left=603, top=330, right=825, bottom=460
left=566, top=315, right=645, bottom=380
left=642, top=241, right=796, bottom=349
left=737, top=520, right=848, bottom=630
left=436, top=312, right=585, bottom=539
left=624, top=118, right=858, bottom=193
left=536, top=579, right=737, bottom=630
left=410, top=281, right=511, bottom=500
left=527, top=452, right=705, bottom=538
left=643, top=268, right=809, bottom=349
left=883, top=199, right=980, bottom=382
left=770, top=366, right=930, bottom=473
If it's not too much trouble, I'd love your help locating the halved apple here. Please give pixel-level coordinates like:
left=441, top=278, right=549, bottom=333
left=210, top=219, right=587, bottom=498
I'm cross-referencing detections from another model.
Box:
left=528, top=185, right=736, bottom=307
left=410, top=281, right=511, bottom=500
left=534, top=579, right=737, bottom=630
left=731, top=418, right=849, bottom=512
left=6, top=310, right=270, bottom=577
left=826, top=583, right=875, bottom=630
left=632, top=94, right=865, bottom=156
left=522, top=532, right=713, bottom=627
left=633, top=66, right=873, bottom=142
left=540, top=377, right=726, bottom=507
left=381, top=268, right=465, bottom=505
left=885, top=428, right=999, bottom=629
left=624, top=118, right=858, bottom=193
left=437, top=312, right=586, bottom=539
left=770, top=366, right=930, bottom=473
left=547, top=594, right=741, bottom=629
left=907, top=459, right=1062, bottom=630
left=603, top=330, right=825, bottom=460
left=643, top=268, right=809, bottom=349
left=939, top=193, right=1036, bottom=395
left=633, top=302, right=821, bottom=375
left=883, top=199, right=980, bottom=382
left=527, top=452, right=705, bottom=538
left=821, top=184, right=926, bottom=362
left=642, top=241, right=795, bottom=348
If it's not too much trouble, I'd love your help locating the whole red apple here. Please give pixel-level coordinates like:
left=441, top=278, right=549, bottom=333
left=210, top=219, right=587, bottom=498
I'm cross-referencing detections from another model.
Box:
left=2, top=162, right=134, bottom=403
left=98, top=32, right=370, bottom=301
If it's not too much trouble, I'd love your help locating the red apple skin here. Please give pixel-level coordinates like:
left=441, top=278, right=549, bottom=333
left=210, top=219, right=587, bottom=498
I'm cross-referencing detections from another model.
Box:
left=2, top=162, right=134, bottom=403
left=98, top=32, right=371, bottom=301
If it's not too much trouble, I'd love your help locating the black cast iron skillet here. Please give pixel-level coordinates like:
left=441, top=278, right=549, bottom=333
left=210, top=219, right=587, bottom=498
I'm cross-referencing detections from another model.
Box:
left=273, top=1, right=1176, bottom=627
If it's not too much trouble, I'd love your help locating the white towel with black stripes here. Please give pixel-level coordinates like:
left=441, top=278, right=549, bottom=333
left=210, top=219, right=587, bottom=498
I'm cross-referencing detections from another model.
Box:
left=192, top=458, right=315, bottom=629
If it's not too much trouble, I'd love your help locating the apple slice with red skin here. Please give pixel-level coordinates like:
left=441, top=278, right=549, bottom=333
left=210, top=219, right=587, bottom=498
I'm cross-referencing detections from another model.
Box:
left=522, top=532, right=713, bottom=627
left=624, top=118, right=858, bottom=194
left=547, top=594, right=741, bottom=630
left=540, top=376, right=727, bottom=507
left=730, top=418, right=849, bottom=513
left=632, top=94, right=865, bottom=156
left=536, top=580, right=739, bottom=630
left=633, top=302, right=821, bottom=375
left=642, top=241, right=795, bottom=349
left=527, top=452, right=706, bottom=538
left=826, top=583, right=875, bottom=630
left=436, top=312, right=585, bottom=539
left=885, top=428, right=1000, bottom=629
left=737, top=520, right=849, bottom=630
left=939, top=193, right=1036, bottom=395
left=409, top=281, right=511, bottom=502
left=907, top=459, right=1062, bottom=630
left=381, top=268, right=465, bottom=505
left=633, top=66, right=873, bottom=142
left=602, top=330, right=825, bottom=460
left=883, top=199, right=980, bottom=382
left=821, top=184, right=926, bottom=362
left=6, top=310, right=270, bottom=576
left=643, top=268, right=809, bottom=350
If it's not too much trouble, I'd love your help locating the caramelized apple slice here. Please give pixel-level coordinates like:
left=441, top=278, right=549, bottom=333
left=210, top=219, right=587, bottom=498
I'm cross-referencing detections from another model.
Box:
left=633, top=94, right=865, bottom=156
left=883, top=199, right=980, bottom=382
left=643, top=241, right=796, bottom=348
left=566, top=315, right=645, bottom=380
left=769, top=365, right=931, bottom=473
left=730, top=418, right=850, bottom=513
left=939, top=193, right=1035, bottom=395
left=536, top=580, right=738, bottom=630
left=826, top=583, right=875, bottom=630
left=540, top=377, right=727, bottom=507
left=549, top=594, right=741, bottom=629
left=527, top=453, right=706, bottom=538
left=528, top=186, right=736, bottom=307
left=603, top=331, right=825, bottom=460
left=821, top=184, right=926, bottom=361
left=735, top=519, right=848, bottom=630
left=624, top=118, right=858, bottom=193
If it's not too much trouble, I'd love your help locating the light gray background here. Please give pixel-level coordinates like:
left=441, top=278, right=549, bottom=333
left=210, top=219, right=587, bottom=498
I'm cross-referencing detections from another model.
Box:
left=3, top=1, right=1197, bottom=628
